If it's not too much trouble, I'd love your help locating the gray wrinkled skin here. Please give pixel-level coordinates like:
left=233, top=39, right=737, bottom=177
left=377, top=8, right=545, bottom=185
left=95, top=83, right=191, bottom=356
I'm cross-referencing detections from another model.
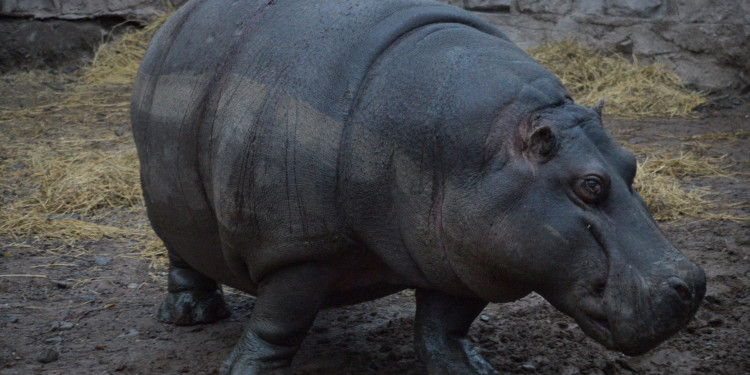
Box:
left=131, top=0, right=706, bottom=373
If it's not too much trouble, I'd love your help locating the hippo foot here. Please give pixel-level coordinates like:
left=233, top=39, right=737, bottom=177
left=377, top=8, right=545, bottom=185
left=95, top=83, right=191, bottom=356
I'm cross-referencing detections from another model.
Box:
left=415, top=289, right=498, bottom=375
left=158, top=263, right=230, bottom=325
left=220, top=330, right=296, bottom=375
left=420, top=338, right=499, bottom=375
left=159, top=289, right=230, bottom=325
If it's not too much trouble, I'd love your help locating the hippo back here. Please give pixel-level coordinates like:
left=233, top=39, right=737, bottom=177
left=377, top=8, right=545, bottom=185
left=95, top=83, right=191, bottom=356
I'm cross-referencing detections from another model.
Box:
left=131, top=0, right=565, bottom=288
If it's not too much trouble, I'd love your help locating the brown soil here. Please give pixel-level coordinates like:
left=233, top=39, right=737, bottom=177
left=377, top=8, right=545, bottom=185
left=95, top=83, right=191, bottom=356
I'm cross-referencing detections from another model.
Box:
left=1, top=79, right=748, bottom=375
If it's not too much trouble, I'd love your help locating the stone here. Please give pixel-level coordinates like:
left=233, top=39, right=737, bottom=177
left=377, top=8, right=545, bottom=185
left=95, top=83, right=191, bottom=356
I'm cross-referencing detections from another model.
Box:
left=37, top=348, right=59, bottom=364
left=470, top=0, right=750, bottom=90
left=117, top=329, right=139, bottom=338
left=51, top=321, right=74, bottom=331
left=521, top=363, right=537, bottom=371
left=579, top=0, right=604, bottom=15
left=604, top=0, right=665, bottom=18
left=0, top=18, right=104, bottom=74
left=464, top=0, right=511, bottom=12
left=0, top=0, right=175, bottom=22
left=517, top=0, right=573, bottom=15
left=94, top=257, right=112, bottom=266
left=616, top=37, right=634, bottom=55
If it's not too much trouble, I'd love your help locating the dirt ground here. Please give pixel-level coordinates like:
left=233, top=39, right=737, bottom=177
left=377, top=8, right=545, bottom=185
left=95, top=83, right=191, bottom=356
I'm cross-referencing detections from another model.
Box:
left=0, top=75, right=748, bottom=375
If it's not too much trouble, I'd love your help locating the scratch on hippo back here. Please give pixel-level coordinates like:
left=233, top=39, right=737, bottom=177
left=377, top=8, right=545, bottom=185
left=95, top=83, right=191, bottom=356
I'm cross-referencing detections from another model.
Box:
left=199, top=0, right=279, bottom=168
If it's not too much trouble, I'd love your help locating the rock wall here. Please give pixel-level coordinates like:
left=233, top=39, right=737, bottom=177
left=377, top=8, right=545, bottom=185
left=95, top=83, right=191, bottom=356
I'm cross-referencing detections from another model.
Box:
left=446, top=0, right=749, bottom=90
left=0, top=0, right=184, bottom=73
left=1, top=0, right=747, bottom=90
left=0, top=0, right=179, bottom=21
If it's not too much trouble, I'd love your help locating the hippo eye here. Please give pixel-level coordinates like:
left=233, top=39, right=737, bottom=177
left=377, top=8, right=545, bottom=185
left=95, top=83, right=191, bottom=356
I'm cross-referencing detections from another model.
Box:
left=585, top=178, right=601, bottom=195
left=575, top=175, right=607, bottom=203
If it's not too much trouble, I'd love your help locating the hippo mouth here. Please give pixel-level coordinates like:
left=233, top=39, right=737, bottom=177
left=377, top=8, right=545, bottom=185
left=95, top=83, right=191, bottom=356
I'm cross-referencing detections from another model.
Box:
left=573, top=294, right=615, bottom=349
left=573, top=221, right=615, bottom=348
left=577, top=306, right=613, bottom=348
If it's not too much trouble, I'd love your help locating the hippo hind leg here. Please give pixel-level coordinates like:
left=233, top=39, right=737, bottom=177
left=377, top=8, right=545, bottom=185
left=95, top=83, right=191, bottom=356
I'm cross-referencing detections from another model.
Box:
left=159, top=252, right=230, bottom=326
left=414, top=289, right=498, bottom=375
left=222, top=262, right=335, bottom=374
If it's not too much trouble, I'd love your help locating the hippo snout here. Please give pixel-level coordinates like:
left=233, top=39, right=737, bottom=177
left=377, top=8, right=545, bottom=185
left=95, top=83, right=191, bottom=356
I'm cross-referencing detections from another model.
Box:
left=606, top=261, right=706, bottom=356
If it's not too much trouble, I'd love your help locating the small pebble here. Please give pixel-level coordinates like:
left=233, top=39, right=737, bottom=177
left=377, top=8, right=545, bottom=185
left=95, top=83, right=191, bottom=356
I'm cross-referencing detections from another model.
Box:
left=94, top=257, right=112, bottom=266
left=51, top=321, right=74, bottom=331
left=521, top=363, right=536, bottom=371
left=52, top=279, right=68, bottom=289
left=480, top=314, right=490, bottom=322
left=127, top=283, right=139, bottom=289
left=80, top=295, right=96, bottom=301
left=117, top=329, right=139, bottom=338
left=2, top=315, right=18, bottom=323
left=114, top=127, right=124, bottom=136
left=37, top=348, right=59, bottom=364
left=44, top=337, right=63, bottom=344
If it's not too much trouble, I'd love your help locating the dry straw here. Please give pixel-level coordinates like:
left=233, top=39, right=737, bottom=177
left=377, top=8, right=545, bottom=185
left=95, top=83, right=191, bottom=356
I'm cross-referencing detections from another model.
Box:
left=633, top=151, right=734, bottom=221
left=80, top=12, right=173, bottom=87
left=529, top=41, right=706, bottom=118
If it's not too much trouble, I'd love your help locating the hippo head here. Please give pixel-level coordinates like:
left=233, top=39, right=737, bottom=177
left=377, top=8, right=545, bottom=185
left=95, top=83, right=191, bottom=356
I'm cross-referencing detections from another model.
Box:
left=441, top=100, right=705, bottom=355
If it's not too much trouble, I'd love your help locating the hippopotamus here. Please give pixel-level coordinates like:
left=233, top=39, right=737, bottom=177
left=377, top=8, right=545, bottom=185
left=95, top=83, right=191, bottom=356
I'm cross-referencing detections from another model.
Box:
left=131, top=0, right=706, bottom=373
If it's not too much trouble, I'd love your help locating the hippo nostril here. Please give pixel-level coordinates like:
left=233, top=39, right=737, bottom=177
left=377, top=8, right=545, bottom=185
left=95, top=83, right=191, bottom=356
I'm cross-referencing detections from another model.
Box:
left=667, top=277, right=692, bottom=303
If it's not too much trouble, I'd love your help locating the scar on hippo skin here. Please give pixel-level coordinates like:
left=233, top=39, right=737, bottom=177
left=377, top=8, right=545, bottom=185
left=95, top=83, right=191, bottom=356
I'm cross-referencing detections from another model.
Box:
left=159, top=263, right=230, bottom=326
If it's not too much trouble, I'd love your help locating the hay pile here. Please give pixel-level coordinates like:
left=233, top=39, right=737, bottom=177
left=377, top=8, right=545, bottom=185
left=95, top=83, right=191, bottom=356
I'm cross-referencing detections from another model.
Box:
left=0, top=129, right=143, bottom=238
left=633, top=150, right=733, bottom=221
left=0, top=13, right=734, bottom=271
left=529, top=41, right=706, bottom=118
left=80, top=12, right=172, bottom=87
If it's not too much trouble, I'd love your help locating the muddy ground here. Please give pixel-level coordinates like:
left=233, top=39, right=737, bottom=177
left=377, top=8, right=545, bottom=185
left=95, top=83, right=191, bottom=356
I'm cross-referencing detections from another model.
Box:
left=0, top=76, right=748, bottom=375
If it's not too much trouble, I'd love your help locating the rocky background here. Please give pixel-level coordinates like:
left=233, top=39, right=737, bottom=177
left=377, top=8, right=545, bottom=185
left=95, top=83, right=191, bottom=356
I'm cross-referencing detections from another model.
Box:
left=0, top=0, right=185, bottom=73
left=1, top=0, right=748, bottom=89
left=450, top=0, right=750, bottom=91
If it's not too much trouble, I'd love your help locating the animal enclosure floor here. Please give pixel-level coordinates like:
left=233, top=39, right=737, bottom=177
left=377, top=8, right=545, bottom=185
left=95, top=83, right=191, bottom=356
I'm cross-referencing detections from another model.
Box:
left=0, top=78, right=748, bottom=374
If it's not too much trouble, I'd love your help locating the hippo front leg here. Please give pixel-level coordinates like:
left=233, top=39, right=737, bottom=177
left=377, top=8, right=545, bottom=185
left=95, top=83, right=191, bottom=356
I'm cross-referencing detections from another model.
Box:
left=414, top=289, right=498, bottom=375
left=222, top=263, right=333, bottom=374
left=159, top=254, right=230, bottom=325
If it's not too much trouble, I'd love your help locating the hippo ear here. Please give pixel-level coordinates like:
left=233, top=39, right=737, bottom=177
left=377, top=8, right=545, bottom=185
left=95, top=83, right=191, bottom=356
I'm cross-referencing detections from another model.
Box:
left=524, top=125, right=558, bottom=161
left=592, top=98, right=605, bottom=118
